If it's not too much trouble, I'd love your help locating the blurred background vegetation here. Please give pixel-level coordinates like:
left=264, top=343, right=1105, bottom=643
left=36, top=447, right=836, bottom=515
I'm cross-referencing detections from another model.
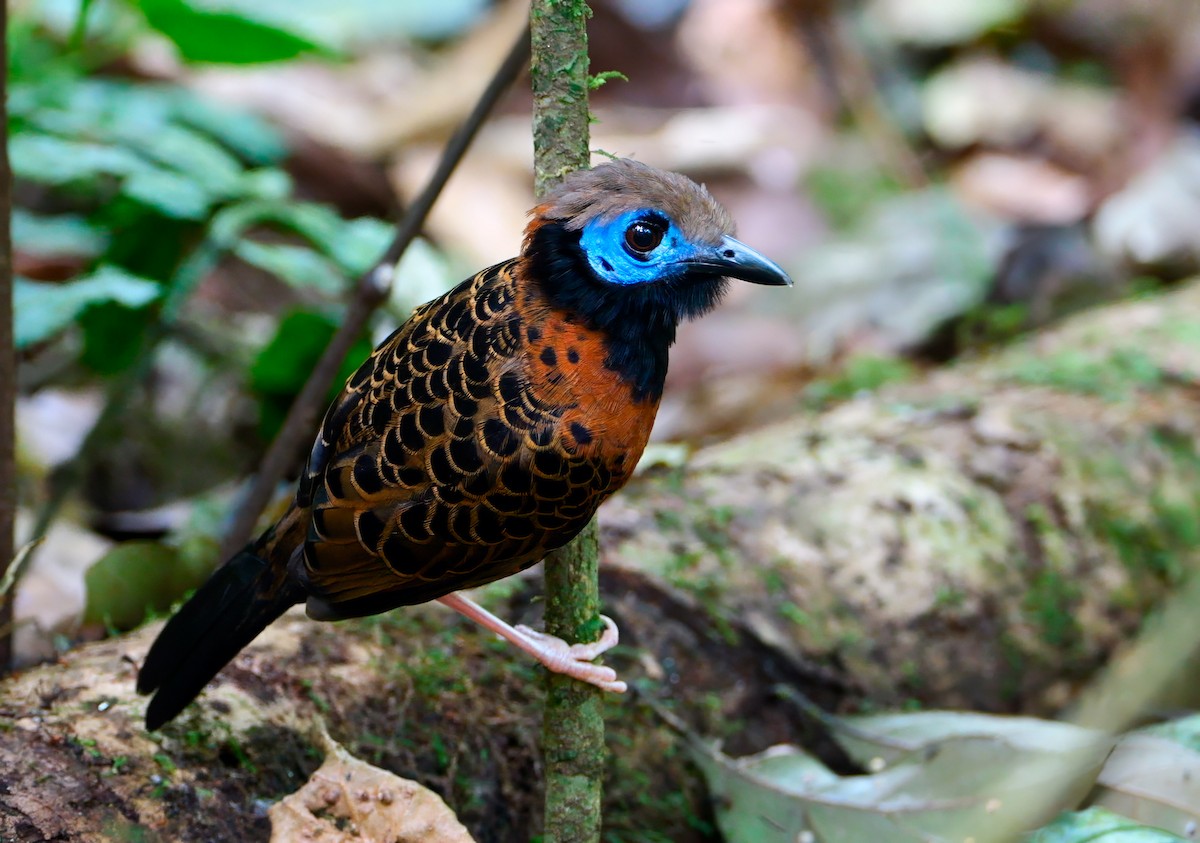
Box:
left=7, top=0, right=1200, bottom=840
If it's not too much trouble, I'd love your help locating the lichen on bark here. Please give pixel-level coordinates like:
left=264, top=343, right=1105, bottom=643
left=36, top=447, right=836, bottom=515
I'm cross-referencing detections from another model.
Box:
left=529, top=2, right=606, bottom=842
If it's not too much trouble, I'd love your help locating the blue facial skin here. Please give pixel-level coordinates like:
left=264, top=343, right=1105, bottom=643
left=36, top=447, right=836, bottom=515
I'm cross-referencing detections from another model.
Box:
left=578, top=209, right=692, bottom=286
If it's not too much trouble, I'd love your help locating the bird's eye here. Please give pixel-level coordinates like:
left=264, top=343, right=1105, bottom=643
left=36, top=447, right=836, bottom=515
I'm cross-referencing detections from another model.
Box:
left=624, top=219, right=665, bottom=256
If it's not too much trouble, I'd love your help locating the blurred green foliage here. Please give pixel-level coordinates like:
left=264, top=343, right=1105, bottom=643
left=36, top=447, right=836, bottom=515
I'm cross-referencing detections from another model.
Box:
left=11, top=1, right=394, bottom=402
left=10, top=1, right=409, bottom=624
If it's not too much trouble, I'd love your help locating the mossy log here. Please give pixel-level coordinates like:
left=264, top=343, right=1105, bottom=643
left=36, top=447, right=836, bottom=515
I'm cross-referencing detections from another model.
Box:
left=5, top=281, right=1200, bottom=841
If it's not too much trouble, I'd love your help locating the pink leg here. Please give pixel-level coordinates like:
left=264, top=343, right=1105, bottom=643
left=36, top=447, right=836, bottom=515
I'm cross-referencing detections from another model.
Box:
left=438, top=592, right=627, bottom=693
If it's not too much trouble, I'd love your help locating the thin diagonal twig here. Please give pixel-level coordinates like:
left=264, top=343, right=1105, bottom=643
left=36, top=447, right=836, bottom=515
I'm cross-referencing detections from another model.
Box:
left=218, top=19, right=532, bottom=560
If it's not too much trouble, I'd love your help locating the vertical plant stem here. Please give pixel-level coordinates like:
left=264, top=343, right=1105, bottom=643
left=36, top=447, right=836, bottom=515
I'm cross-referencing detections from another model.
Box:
left=0, top=0, right=14, bottom=672
left=530, top=3, right=604, bottom=841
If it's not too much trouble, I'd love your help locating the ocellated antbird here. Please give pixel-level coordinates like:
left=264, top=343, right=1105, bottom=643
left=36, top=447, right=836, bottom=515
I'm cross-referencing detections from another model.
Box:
left=137, top=159, right=792, bottom=729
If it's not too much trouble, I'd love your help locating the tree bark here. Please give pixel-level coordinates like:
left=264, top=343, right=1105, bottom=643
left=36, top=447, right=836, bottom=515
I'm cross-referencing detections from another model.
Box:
left=0, top=0, right=15, bottom=673
left=528, top=3, right=606, bottom=843
left=5, top=280, right=1200, bottom=841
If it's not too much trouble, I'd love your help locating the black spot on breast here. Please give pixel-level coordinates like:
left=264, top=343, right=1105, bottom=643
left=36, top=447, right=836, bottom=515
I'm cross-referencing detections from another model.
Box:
left=417, top=406, right=445, bottom=437
left=425, top=340, right=452, bottom=367
left=353, top=454, right=385, bottom=495
left=567, top=348, right=580, bottom=364
left=540, top=347, right=557, bottom=367
left=570, top=422, right=592, bottom=445
left=448, top=437, right=485, bottom=474
left=482, top=418, right=520, bottom=457
left=429, top=447, right=458, bottom=486
left=355, top=510, right=386, bottom=550
left=527, top=325, right=542, bottom=342
left=530, top=426, right=554, bottom=447
left=399, top=504, right=430, bottom=541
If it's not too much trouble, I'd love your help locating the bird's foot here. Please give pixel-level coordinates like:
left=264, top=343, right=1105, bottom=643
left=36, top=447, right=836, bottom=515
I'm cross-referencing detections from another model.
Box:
left=513, top=615, right=627, bottom=693
left=438, top=593, right=627, bottom=693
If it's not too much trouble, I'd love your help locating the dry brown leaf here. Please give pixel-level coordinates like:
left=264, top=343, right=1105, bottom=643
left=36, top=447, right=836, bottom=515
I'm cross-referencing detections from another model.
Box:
left=270, top=726, right=475, bottom=843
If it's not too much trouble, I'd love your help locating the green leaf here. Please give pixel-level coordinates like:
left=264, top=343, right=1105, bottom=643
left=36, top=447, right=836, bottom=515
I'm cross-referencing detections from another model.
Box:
left=14, top=267, right=161, bottom=348
left=327, top=216, right=394, bottom=276
left=1028, top=807, right=1187, bottom=842
left=119, top=124, right=247, bottom=196
left=249, top=309, right=371, bottom=439
left=79, top=300, right=155, bottom=374
left=249, top=309, right=337, bottom=395
left=120, top=165, right=215, bottom=219
left=10, top=132, right=145, bottom=185
left=169, top=90, right=287, bottom=164
left=835, top=710, right=1099, bottom=767
left=13, top=209, right=108, bottom=258
left=234, top=240, right=348, bottom=295
left=136, top=0, right=329, bottom=64
left=182, top=0, right=490, bottom=47
left=11, top=131, right=218, bottom=219
left=84, top=541, right=210, bottom=630
left=1089, top=717, right=1200, bottom=836
left=691, top=710, right=1112, bottom=843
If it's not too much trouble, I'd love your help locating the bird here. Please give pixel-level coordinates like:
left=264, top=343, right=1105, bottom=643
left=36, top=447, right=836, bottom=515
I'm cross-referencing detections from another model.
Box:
left=137, top=158, right=792, bottom=730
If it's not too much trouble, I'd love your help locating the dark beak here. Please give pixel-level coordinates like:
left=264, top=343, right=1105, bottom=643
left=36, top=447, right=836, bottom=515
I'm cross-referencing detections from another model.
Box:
left=684, top=235, right=793, bottom=287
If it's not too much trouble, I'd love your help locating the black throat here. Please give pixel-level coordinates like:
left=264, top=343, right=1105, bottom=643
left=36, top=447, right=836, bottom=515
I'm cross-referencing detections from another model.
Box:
left=524, top=222, right=724, bottom=403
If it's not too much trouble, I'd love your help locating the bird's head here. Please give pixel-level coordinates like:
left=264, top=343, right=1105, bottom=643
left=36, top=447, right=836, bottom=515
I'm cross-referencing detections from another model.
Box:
left=524, top=159, right=791, bottom=326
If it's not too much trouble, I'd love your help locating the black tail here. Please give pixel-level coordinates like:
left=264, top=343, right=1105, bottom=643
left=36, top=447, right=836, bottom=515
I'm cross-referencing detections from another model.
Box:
left=137, top=548, right=304, bottom=730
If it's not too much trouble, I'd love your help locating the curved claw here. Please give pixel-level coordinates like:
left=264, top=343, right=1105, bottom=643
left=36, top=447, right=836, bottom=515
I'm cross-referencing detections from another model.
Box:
left=514, top=614, right=626, bottom=693
left=438, top=594, right=627, bottom=693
